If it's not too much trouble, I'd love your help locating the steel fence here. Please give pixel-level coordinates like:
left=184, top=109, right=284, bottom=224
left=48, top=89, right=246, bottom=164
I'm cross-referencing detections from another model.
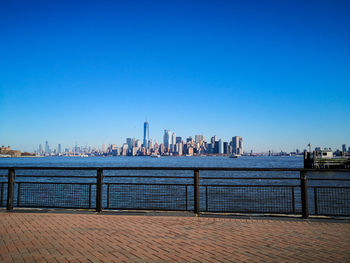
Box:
left=0, top=167, right=349, bottom=218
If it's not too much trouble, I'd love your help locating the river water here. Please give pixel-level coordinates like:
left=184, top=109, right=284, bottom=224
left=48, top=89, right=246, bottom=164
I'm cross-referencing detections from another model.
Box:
left=0, top=155, right=303, bottom=168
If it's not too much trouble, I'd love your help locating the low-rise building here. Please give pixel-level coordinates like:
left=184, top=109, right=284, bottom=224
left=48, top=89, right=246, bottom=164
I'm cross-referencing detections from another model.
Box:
left=0, top=146, right=21, bottom=157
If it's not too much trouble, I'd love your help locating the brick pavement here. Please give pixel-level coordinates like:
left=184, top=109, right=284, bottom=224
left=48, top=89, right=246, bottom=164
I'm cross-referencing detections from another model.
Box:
left=0, top=212, right=349, bottom=263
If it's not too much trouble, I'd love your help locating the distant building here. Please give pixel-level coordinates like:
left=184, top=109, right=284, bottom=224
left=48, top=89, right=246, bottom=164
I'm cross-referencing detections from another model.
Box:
left=187, top=147, right=194, bottom=156
left=171, top=132, right=176, bottom=152
left=163, top=130, right=170, bottom=151
left=171, top=132, right=176, bottom=144
left=320, top=148, right=333, bottom=158
left=122, top=143, right=128, bottom=156
left=159, top=143, right=165, bottom=155
left=131, top=147, right=138, bottom=156
left=114, top=147, right=121, bottom=156
left=176, top=143, right=183, bottom=156
left=154, top=141, right=159, bottom=152
left=74, top=143, right=79, bottom=153
left=126, top=138, right=132, bottom=149
left=186, top=137, right=194, bottom=145
left=132, top=138, right=137, bottom=148
left=239, top=138, right=243, bottom=154
left=214, top=141, right=219, bottom=154
left=58, top=144, right=62, bottom=154
left=0, top=146, right=21, bottom=157
left=45, top=140, right=50, bottom=154
left=223, top=142, right=229, bottom=154
left=195, top=135, right=205, bottom=146
left=176, top=136, right=182, bottom=144
left=218, top=139, right=223, bottom=154
left=210, top=136, right=217, bottom=154
left=143, top=121, right=149, bottom=148
left=232, top=136, right=243, bottom=155
left=211, top=136, right=217, bottom=146
left=342, top=144, right=347, bottom=153
left=228, top=145, right=233, bottom=155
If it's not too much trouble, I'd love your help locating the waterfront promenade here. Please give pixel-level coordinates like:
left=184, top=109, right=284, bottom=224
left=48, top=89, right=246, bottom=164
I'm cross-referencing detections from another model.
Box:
left=0, top=211, right=349, bottom=262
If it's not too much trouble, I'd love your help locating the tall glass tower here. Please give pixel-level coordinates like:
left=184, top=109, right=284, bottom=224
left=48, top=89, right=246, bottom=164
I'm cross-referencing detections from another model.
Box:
left=143, top=121, right=149, bottom=148
left=163, top=129, right=170, bottom=150
left=45, top=140, right=50, bottom=153
left=232, top=136, right=243, bottom=155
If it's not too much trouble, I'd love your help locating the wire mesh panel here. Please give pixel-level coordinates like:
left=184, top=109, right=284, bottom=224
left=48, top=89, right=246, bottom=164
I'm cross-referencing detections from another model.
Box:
left=107, top=183, right=189, bottom=211
left=313, top=187, right=350, bottom=216
left=16, top=183, right=92, bottom=209
left=205, top=185, right=294, bottom=214
left=0, top=182, right=6, bottom=207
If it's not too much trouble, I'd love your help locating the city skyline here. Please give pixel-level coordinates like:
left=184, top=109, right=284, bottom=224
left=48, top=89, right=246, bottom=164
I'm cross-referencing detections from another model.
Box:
left=1, top=1, right=349, bottom=152
left=31, top=123, right=245, bottom=156
left=27, top=120, right=348, bottom=155
left=1, top=118, right=349, bottom=153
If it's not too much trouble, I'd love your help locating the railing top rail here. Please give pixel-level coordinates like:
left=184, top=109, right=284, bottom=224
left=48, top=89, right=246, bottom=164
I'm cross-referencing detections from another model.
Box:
left=0, top=166, right=349, bottom=172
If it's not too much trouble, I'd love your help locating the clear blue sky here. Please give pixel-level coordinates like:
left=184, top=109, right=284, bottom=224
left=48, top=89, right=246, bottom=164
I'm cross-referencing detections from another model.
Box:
left=0, top=0, right=349, bottom=152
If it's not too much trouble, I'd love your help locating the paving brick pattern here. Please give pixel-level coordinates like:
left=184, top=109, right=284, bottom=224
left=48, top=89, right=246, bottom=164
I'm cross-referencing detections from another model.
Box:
left=0, top=212, right=350, bottom=262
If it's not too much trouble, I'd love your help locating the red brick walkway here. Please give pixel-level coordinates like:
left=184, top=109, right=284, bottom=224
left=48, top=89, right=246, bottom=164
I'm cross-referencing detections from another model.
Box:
left=0, top=212, right=349, bottom=262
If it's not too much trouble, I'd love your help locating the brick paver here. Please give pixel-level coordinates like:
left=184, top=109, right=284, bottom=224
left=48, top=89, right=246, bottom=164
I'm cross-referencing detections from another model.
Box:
left=0, top=212, right=349, bottom=262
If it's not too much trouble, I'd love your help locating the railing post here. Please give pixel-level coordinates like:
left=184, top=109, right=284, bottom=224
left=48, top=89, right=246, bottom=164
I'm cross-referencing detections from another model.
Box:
left=300, top=171, right=308, bottom=219
left=7, top=169, right=15, bottom=211
left=194, top=169, right=199, bottom=215
left=96, top=168, right=103, bottom=213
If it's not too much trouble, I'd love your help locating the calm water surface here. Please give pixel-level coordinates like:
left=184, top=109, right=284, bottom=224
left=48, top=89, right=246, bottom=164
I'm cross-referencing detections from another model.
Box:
left=0, top=156, right=303, bottom=168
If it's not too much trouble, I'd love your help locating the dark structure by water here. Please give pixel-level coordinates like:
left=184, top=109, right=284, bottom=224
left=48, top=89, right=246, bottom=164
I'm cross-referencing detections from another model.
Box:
left=304, top=151, right=350, bottom=169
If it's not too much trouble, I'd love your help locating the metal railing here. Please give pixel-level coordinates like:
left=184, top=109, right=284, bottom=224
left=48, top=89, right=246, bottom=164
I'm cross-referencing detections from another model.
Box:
left=0, top=167, right=349, bottom=218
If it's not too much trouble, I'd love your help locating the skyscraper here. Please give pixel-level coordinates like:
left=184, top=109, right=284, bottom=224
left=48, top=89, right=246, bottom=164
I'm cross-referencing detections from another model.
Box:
left=195, top=135, right=205, bottom=146
left=176, top=143, right=183, bottom=156
left=186, top=137, right=194, bottom=143
left=126, top=138, right=132, bottom=149
left=176, top=136, right=182, bottom=144
left=131, top=138, right=136, bottom=148
left=223, top=142, right=229, bottom=154
left=171, top=132, right=176, bottom=152
left=239, top=137, right=243, bottom=154
left=218, top=139, right=223, bottom=154
left=45, top=140, right=50, bottom=153
left=211, top=136, right=217, bottom=153
left=143, top=121, right=149, bottom=148
left=232, top=136, right=243, bottom=155
left=342, top=144, right=347, bottom=153
left=58, top=144, right=62, bottom=154
left=163, top=130, right=170, bottom=151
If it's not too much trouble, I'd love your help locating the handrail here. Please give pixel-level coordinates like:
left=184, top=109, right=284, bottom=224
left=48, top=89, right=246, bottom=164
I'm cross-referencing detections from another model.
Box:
left=0, top=166, right=349, bottom=172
